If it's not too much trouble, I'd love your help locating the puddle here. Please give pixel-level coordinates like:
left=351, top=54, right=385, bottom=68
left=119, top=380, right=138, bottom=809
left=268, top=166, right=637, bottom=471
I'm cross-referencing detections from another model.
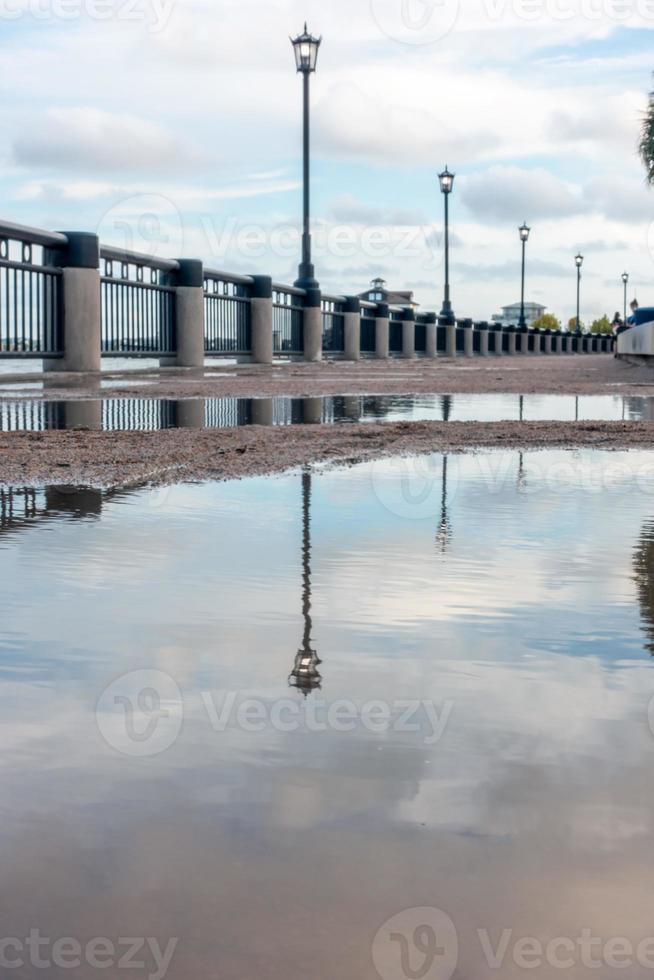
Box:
left=0, top=392, right=652, bottom=431
left=1, top=449, right=654, bottom=976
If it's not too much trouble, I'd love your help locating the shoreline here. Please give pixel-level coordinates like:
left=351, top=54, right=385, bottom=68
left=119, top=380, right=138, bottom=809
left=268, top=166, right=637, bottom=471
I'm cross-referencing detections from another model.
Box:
left=2, top=357, right=654, bottom=490
left=2, top=420, right=654, bottom=490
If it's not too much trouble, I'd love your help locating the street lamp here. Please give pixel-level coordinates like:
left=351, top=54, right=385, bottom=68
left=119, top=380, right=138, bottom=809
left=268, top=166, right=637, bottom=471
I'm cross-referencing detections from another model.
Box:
left=622, top=271, right=629, bottom=324
left=518, top=222, right=530, bottom=330
left=291, top=24, right=322, bottom=290
left=438, top=166, right=455, bottom=325
left=575, top=253, right=584, bottom=331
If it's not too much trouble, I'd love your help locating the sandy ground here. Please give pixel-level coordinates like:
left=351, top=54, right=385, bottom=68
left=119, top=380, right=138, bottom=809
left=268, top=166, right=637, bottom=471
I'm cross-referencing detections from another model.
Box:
left=1, top=355, right=654, bottom=489
left=2, top=420, right=654, bottom=490
left=1, top=352, right=654, bottom=401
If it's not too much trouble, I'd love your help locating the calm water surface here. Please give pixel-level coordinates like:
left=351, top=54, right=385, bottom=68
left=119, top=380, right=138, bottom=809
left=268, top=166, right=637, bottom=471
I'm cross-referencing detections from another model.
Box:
left=1, top=392, right=654, bottom=431
left=2, top=450, right=654, bottom=977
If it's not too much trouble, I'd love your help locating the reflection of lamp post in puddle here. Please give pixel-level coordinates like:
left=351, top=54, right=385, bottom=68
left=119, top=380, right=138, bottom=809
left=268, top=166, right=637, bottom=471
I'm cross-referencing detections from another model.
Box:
left=436, top=456, right=452, bottom=553
left=289, top=468, right=322, bottom=695
left=517, top=452, right=527, bottom=492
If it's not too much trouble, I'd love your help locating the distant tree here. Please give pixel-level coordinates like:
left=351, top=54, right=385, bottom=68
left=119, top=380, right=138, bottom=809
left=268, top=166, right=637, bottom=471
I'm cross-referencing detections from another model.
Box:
left=589, top=315, right=612, bottom=334
left=532, top=313, right=561, bottom=331
left=640, top=79, right=654, bottom=185
left=567, top=316, right=584, bottom=332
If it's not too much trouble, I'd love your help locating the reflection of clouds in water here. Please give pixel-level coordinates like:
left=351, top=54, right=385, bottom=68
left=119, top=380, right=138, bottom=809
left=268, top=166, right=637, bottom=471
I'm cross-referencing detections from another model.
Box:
left=1, top=453, right=654, bottom=975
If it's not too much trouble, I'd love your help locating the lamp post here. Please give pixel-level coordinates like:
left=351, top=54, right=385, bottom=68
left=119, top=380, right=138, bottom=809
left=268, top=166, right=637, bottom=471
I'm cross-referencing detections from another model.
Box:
left=438, top=166, right=455, bottom=325
left=622, top=271, right=629, bottom=324
left=291, top=24, right=322, bottom=290
left=518, top=222, right=530, bottom=330
left=575, top=253, right=584, bottom=331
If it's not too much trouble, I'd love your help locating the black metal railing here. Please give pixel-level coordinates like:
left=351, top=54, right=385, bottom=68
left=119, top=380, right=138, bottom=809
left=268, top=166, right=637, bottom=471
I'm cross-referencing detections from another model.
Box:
left=273, top=286, right=304, bottom=355
left=389, top=310, right=403, bottom=354
left=0, top=222, right=64, bottom=358
left=204, top=271, right=252, bottom=355
left=321, top=297, right=345, bottom=353
left=360, top=313, right=376, bottom=354
left=100, top=248, right=176, bottom=357
left=415, top=318, right=427, bottom=354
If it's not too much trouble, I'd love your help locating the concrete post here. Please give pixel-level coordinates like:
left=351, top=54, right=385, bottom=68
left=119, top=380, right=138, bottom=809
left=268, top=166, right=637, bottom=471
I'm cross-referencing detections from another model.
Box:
left=251, top=276, right=273, bottom=365
left=425, top=313, right=437, bottom=358
left=554, top=331, right=564, bottom=354
left=168, top=259, right=205, bottom=369
left=444, top=316, right=457, bottom=358
left=402, top=308, right=415, bottom=359
left=491, top=324, right=503, bottom=356
left=543, top=329, right=552, bottom=355
left=342, top=396, right=361, bottom=421
left=44, top=232, right=101, bottom=373
left=302, top=397, right=322, bottom=424
left=64, top=399, right=102, bottom=430
left=517, top=328, right=529, bottom=354
left=303, top=289, right=322, bottom=363
left=375, top=302, right=390, bottom=359
left=506, top=325, right=517, bottom=355
left=251, top=397, right=274, bottom=426
left=344, top=297, right=361, bottom=361
left=477, top=322, right=489, bottom=356
left=176, top=399, right=205, bottom=428
left=461, top=318, right=473, bottom=357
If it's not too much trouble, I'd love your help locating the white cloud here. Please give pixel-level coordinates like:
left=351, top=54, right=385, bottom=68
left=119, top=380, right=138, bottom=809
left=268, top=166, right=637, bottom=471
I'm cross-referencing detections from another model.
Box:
left=13, top=108, right=206, bottom=174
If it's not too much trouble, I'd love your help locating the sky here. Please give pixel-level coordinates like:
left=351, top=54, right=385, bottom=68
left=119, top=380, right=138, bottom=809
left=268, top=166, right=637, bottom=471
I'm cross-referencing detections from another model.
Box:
left=1, top=0, right=653, bottom=323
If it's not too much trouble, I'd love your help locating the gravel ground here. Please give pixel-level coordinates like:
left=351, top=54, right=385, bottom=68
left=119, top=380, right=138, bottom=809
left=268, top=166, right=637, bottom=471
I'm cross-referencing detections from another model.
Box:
left=1, top=353, right=653, bottom=401
left=1, top=356, right=654, bottom=489
left=2, top=420, right=654, bottom=490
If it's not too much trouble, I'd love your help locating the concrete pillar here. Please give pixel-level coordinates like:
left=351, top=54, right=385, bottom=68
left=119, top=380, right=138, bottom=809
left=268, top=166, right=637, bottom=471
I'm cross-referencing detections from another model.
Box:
left=169, top=259, right=205, bottom=369
left=251, top=397, right=273, bottom=426
left=375, top=303, right=390, bottom=359
left=64, top=399, right=102, bottom=430
left=425, top=313, right=437, bottom=358
left=342, top=396, right=361, bottom=421
left=44, top=232, right=101, bottom=373
left=491, top=325, right=503, bottom=356
left=303, top=289, right=322, bottom=363
left=302, top=397, right=322, bottom=424
left=517, top=328, right=529, bottom=354
left=251, top=276, right=273, bottom=365
left=461, top=318, right=473, bottom=358
left=444, top=317, right=457, bottom=358
left=554, top=332, right=564, bottom=354
left=477, top=322, right=489, bottom=356
left=402, top=308, right=415, bottom=359
left=506, top=326, right=517, bottom=355
left=176, top=399, right=205, bottom=428
left=344, top=297, right=361, bottom=361
left=543, top=329, right=552, bottom=355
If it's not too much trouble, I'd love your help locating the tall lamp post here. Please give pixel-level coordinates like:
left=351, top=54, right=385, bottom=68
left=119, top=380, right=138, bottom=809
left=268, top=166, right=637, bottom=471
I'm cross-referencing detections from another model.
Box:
left=622, top=271, right=629, bottom=324
left=291, top=24, right=322, bottom=290
left=438, top=167, right=455, bottom=325
left=518, top=222, right=530, bottom=330
left=575, top=253, right=584, bottom=331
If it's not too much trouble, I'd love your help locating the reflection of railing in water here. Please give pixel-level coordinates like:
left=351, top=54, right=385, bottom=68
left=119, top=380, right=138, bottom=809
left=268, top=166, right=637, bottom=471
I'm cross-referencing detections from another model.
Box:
left=0, top=486, right=108, bottom=537
left=0, top=401, right=65, bottom=431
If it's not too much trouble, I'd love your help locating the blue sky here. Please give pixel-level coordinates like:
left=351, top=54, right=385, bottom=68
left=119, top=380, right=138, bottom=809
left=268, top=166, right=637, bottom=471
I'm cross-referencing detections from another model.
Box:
left=1, top=0, right=653, bottom=321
